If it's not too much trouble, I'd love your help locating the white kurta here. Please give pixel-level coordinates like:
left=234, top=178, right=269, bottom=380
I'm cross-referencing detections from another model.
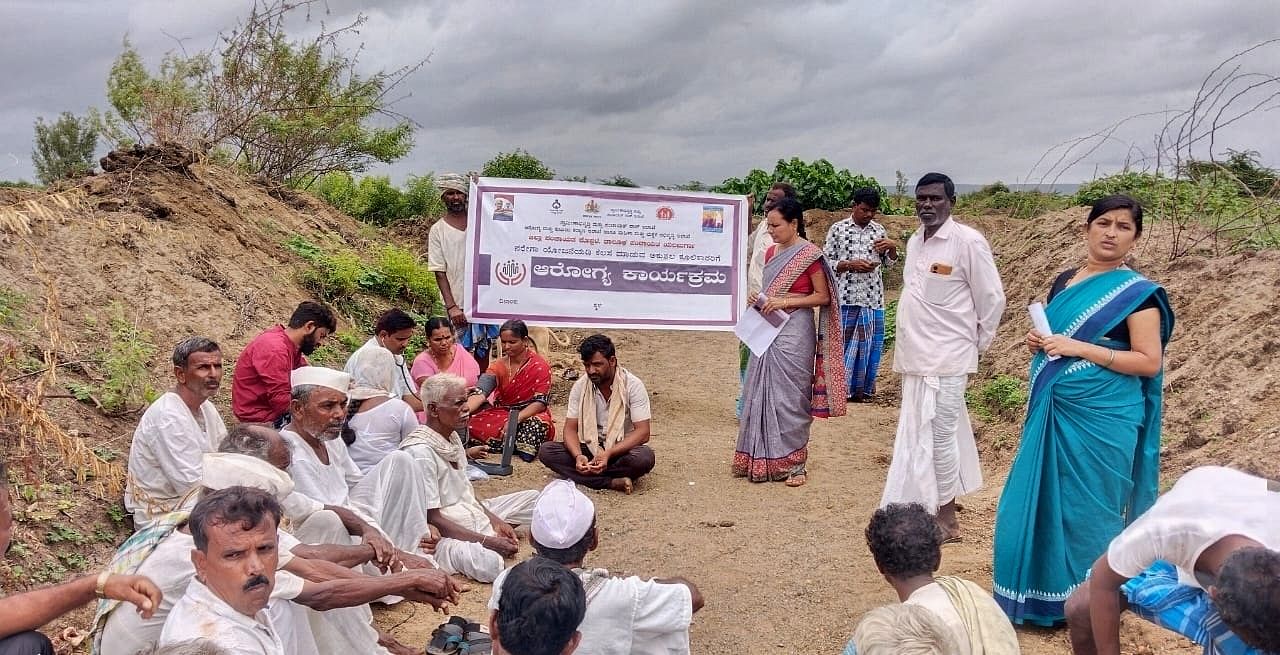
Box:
left=281, top=429, right=430, bottom=555
left=488, top=566, right=693, bottom=655
left=159, top=579, right=285, bottom=655
left=402, top=433, right=538, bottom=582
left=343, top=337, right=417, bottom=404
left=346, top=398, right=420, bottom=473
left=124, top=392, right=228, bottom=525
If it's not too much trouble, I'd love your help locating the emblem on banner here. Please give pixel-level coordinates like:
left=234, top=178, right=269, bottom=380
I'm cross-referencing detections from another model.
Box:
left=656, top=206, right=675, bottom=220
left=584, top=199, right=600, bottom=214
left=493, top=194, right=515, bottom=221
left=494, top=259, right=527, bottom=286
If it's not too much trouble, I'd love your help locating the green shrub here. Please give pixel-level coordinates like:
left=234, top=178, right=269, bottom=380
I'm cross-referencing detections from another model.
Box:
left=371, top=244, right=443, bottom=312
left=967, top=375, right=1028, bottom=420
left=882, top=300, right=898, bottom=352
left=482, top=148, right=555, bottom=180
left=95, top=304, right=157, bottom=413
left=715, top=157, right=886, bottom=212
left=957, top=182, right=1072, bottom=219
left=287, top=237, right=442, bottom=314
left=311, top=172, right=443, bottom=225
left=32, top=111, right=98, bottom=184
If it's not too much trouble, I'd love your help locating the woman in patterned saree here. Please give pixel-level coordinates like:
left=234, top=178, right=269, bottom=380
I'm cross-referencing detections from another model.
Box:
left=466, top=319, right=556, bottom=462
left=733, top=197, right=847, bottom=487
left=993, top=194, right=1175, bottom=626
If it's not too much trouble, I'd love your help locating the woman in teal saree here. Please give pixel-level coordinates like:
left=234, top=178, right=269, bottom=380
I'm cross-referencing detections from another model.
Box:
left=993, top=195, right=1174, bottom=626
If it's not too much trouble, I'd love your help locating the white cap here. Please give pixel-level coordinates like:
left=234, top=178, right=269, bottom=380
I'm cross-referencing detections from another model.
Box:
left=530, top=479, right=595, bottom=549
left=201, top=452, right=294, bottom=501
left=290, top=366, right=351, bottom=393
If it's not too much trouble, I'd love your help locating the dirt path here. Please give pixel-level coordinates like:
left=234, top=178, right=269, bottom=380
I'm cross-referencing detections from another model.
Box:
left=376, top=329, right=1194, bottom=654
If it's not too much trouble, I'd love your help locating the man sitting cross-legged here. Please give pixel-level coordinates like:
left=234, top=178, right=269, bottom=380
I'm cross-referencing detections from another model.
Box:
left=95, top=452, right=461, bottom=655
left=488, top=479, right=703, bottom=654
left=405, top=373, right=540, bottom=583
left=1065, top=465, right=1280, bottom=655
left=538, top=334, right=654, bottom=494
left=125, top=337, right=228, bottom=527
left=844, top=503, right=1018, bottom=655
left=279, top=366, right=436, bottom=572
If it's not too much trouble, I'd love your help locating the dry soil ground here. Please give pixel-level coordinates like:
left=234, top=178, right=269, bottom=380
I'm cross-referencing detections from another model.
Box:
left=376, top=329, right=1200, bottom=655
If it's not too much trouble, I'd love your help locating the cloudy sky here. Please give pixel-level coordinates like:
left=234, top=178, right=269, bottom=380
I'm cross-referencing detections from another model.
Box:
left=1, top=0, right=1277, bottom=188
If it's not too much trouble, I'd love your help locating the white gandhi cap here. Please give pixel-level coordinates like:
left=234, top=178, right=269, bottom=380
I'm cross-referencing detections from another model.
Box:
left=530, top=479, right=596, bottom=549
left=290, top=366, right=351, bottom=392
left=201, top=452, right=295, bottom=501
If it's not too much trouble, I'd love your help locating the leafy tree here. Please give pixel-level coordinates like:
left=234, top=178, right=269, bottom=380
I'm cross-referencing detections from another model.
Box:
left=597, top=174, right=638, bottom=187
left=312, top=172, right=443, bottom=225
left=32, top=112, right=98, bottom=184
left=482, top=149, right=555, bottom=180
left=95, top=2, right=420, bottom=184
left=715, top=158, right=886, bottom=212
left=1182, top=149, right=1278, bottom=196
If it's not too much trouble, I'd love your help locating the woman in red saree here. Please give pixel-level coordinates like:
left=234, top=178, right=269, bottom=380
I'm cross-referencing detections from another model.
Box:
left=465, top=319, right=555, bottom=461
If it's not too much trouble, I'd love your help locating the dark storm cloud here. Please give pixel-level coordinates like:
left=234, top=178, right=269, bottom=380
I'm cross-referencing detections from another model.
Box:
left=1, top=0, right=1277, bottom=187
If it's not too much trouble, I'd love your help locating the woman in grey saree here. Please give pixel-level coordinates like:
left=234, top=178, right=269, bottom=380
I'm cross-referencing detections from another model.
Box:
left=733, top=198, right=846, bottom=486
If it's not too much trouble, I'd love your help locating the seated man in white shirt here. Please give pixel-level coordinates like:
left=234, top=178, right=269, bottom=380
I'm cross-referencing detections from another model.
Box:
left=537, top=334, right=654, bottom=494
left=489, top=479, right=702, bottom=654
left=159, top=485, right=287, bottom=654
left=406, top=373, right=540, bottom=583
left=492, top=557, right=587, bottom=655
left=1064, top=466, right=1280, bottom=655
left=279, top=366, right=434, bottom=571
left=849, top=503, right=1018, bottom=655
left=126, top=337, right=228, bottom=526
left=97, top=452, right=460, bottom=655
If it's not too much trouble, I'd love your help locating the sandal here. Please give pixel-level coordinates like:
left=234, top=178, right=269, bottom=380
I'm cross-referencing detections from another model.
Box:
left=785, top=473, right=808, bottom=487
left=427, top=623, right=465, bottom=655
left=460, top=633, right=492, bottom=655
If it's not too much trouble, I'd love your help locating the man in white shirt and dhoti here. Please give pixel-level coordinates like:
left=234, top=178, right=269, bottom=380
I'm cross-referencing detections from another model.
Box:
left=880, top=172, right=1005, bottom=542
left=125, top=337, right=228, bottom=526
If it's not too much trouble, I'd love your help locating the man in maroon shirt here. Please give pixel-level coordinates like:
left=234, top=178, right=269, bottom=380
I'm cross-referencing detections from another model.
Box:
left=232, top=301, right=337, bottom=425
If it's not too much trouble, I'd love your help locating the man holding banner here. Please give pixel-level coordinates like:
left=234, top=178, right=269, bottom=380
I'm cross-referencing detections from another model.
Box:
left=428, top=172, right=499, bottom=367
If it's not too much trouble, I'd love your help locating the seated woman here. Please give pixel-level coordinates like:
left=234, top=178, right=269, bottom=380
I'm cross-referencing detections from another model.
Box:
left=465, top=319, right=555, bottom=462
left=411, top=317, right=481, bottom=422
left=344, top=344, right=420, bottom=472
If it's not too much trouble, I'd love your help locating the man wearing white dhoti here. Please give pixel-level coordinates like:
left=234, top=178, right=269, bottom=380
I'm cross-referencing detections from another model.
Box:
left=279, top=366, right=434, bottom=572
left=407, top=373, right=540, bottom=583
left=881, top=172, right=1005, bottom=542
left=125, top=337, right=228, bottom=526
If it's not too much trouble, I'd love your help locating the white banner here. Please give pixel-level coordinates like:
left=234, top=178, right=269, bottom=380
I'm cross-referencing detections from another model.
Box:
left=463, top=178, right=748, bottom=330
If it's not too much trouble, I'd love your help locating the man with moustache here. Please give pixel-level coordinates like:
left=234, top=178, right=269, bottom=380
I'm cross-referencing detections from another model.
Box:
left=427, top=172, right=499, bottom=367
left=538, top=334, right=654, bottom=494
left=127, top=337, right=230, bottom=527
left=159, top=486, right=286, bottom=654
left=280, top=367, right=435, bottom=567
left=232, top=302, right=337, bottom=427
left=880, top=173, right=1005, bottom=543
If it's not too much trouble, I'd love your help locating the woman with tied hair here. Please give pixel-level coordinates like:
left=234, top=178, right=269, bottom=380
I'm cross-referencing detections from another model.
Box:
left=465, top=319, right=555, bottom=462
left=343, top=344, right=419, bottom=473
left=993, top=194, right=1175, bottom=626
left=733, top=196, right=847, bottom=487
left=411, top=316, right=482, bottom=422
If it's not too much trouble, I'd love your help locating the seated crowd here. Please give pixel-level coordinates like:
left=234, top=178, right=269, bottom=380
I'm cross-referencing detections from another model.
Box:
left=1, top=297, right=1275, bottom=655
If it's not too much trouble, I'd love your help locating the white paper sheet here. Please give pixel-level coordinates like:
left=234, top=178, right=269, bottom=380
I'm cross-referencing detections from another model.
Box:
left=735, top=298, right=791, bottom=357
left=1028, top=302, right=1060, bottom=361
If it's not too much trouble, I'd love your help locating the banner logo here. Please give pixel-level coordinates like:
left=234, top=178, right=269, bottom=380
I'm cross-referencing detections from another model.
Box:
left=494, top=259, right=527, bottom=286
left=656, top=206, right=675, bottom=220
left=584, top=199, right=600, bottom=214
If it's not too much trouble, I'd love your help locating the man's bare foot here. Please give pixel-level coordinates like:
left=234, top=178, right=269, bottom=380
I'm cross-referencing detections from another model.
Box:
left=609, top=477, right=634, bottom=494
left=377, top=629, right=418, bottom=655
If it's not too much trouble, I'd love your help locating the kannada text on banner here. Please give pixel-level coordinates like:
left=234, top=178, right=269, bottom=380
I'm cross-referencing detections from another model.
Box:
left=463, top=178, right=747, bottom=330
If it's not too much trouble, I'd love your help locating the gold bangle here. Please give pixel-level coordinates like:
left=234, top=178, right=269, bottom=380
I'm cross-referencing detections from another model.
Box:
left=95, top=571, right=112, bottom=599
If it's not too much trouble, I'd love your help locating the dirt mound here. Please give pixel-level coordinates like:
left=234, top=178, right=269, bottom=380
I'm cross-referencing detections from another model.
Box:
left=976, top=208, right=1280, bottom=479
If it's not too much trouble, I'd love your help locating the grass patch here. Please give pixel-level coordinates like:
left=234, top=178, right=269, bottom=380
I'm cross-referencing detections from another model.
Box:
left=0, top=287, right=27, bottom=327
left=967, top=374, right=1028, bottom=421
left=284, top=236, right=443, bottom=317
